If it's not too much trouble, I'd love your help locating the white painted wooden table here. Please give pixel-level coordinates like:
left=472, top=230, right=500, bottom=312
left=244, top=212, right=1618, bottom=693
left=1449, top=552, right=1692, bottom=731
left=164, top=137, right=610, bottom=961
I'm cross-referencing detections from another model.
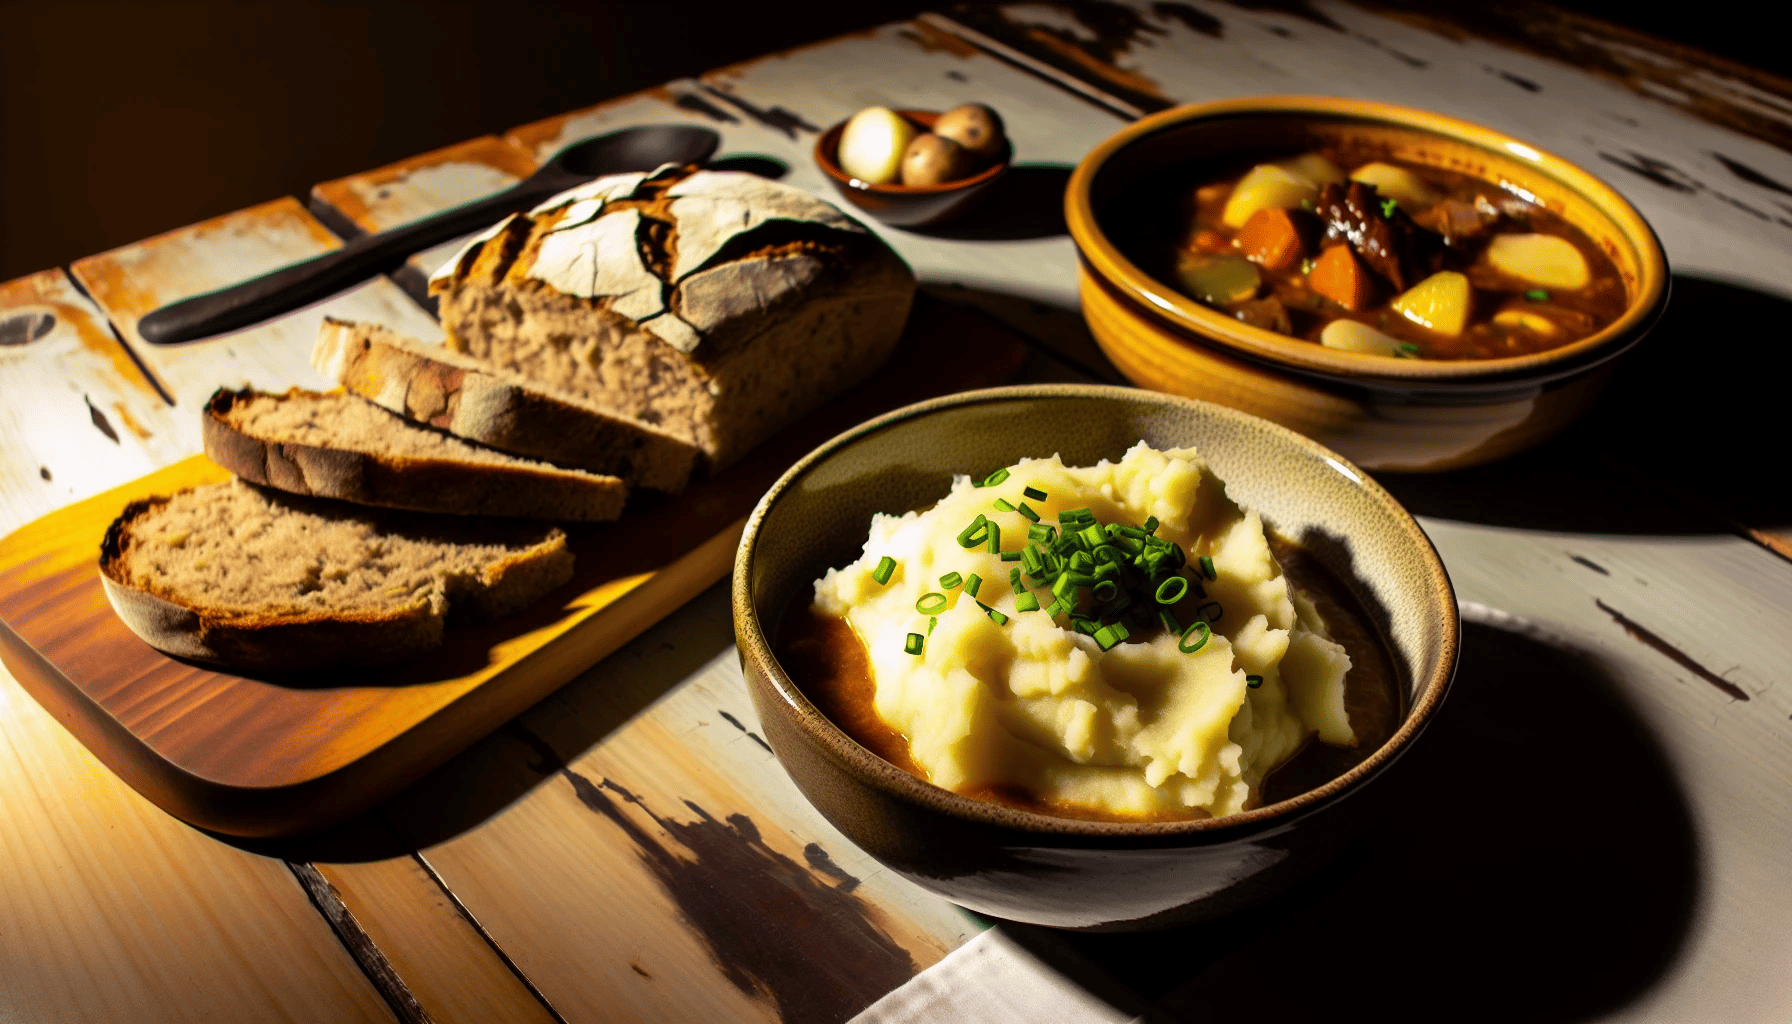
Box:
left=1, top=5, right=1788, bottom=1022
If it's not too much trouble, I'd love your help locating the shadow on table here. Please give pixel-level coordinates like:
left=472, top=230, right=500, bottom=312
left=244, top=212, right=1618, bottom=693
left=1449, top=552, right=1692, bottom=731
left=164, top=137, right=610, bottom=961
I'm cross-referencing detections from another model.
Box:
left=907, top=163, right=1073, bottom=241
left=1000, top=613, right=1701, bottom=1022
left=1376, top=273, right=1792, bottom=539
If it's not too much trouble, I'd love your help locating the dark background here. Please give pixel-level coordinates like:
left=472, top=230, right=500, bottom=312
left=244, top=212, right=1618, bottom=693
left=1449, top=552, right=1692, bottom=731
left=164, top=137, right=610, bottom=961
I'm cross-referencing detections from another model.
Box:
left=2, top=0, right=1786, bottom=283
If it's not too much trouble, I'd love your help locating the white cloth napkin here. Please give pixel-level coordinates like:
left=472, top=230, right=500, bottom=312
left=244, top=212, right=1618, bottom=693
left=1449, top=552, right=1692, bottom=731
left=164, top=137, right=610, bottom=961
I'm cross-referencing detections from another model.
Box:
left=851, top=926, right=1144, bottom=1024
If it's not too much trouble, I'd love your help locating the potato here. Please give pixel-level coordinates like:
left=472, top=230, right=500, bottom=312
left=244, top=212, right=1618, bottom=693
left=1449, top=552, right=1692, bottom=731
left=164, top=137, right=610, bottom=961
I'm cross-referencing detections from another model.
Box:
left=1390, top=271, right=1472, bottom=336
left=1177, top=254, right=1261, bottom=305
left=1348, top=162, right=1441, bottom=212
left=1485, top=233, right=1591, bottom=290
left=901, top=133, right=972, bottom=186
left=1282, top=153, right=1346, bottom=187
left=1320, top=319, right=1405, bottom=356
left=933, top=103, right=1006, bottom=165
left=1492, top=308, right=1558, bottom=336
left=1221, top=164, right=1320, bottom=228
left=838, top=106, right=918, bottom=185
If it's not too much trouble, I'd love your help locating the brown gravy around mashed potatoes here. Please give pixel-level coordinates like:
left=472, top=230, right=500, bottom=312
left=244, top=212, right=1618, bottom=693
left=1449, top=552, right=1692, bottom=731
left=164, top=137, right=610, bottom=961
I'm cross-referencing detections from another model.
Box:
left=778, top=534, right=1401, bottom=823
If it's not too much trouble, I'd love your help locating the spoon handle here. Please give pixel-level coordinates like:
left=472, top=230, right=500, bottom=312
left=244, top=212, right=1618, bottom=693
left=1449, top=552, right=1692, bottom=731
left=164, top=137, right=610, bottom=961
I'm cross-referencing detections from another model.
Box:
left=136, top=178, right=570, bottom=345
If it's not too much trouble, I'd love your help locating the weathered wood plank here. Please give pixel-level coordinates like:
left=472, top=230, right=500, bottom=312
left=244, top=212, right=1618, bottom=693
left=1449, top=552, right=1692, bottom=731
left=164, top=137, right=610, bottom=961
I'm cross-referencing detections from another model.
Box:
left=0, top=658, right=396, bottom=1023
left=68, top=197, right=442, bottom=433
left=0, top=270, right=187, bottom=537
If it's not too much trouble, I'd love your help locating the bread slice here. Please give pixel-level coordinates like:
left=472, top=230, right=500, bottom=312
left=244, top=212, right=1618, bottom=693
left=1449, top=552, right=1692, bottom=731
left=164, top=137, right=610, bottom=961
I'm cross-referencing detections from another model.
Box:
left=99, top=479, right=575, bottom=670
left=312, top=318, right=698, bottom=493
left=429, top=164, right=915, bottom=469
left=203, top=387, right=627, bottom=521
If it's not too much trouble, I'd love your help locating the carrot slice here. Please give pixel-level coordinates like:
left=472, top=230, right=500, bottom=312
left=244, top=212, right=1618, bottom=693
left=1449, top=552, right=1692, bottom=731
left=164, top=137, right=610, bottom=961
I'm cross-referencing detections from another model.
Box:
left=1309, top=244, right=1375, bottom=311
left=1237, top=208, right=1306, bottom=271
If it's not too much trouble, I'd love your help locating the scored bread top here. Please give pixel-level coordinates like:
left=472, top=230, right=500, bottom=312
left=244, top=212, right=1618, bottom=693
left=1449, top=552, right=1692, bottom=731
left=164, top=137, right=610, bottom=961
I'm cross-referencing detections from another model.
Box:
left=99, top=479, right=575, bottom=669
left=203, top=387, right=628, bottom=521
left=428, top=163, right=893, bottom=358
left=311, top=318, right=698, bottom=492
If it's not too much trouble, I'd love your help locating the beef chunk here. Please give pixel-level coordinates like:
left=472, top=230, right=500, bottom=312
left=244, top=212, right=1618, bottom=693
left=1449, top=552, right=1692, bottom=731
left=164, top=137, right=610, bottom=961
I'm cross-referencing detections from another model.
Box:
left=1315, top=180, right=1446, bottom=292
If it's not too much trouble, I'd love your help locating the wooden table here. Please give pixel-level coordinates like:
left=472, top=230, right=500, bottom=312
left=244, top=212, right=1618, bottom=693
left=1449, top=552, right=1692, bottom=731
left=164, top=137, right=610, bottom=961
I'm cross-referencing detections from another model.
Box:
left=2, top=5, right=1788, bottom=1021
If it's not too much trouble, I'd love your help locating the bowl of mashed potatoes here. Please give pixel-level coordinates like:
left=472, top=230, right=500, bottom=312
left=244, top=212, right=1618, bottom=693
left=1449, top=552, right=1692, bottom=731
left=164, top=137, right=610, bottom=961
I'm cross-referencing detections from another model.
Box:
left=733, top=384, right=1456, bottom=929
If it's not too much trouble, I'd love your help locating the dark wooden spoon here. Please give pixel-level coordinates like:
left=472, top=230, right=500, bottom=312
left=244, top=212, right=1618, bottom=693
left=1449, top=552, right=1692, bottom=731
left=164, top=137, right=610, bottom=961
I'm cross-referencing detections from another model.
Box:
left=137, top=125, right=720, bottom=345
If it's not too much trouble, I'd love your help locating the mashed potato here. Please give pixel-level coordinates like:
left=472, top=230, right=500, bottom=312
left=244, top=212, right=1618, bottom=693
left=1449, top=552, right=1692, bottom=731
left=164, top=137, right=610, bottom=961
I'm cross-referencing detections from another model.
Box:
left=812, top=443, right=1353, bottom=819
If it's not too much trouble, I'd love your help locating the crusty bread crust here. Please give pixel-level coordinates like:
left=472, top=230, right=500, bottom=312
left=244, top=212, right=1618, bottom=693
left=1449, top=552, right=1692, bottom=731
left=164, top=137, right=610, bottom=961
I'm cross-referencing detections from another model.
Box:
left=97, top=489, right=575, bottom=672
left=429, top=166, right=916, bottom=468
left=312, top=318, right=697, bottom=492
left=203, top=387, right=628, bottom=521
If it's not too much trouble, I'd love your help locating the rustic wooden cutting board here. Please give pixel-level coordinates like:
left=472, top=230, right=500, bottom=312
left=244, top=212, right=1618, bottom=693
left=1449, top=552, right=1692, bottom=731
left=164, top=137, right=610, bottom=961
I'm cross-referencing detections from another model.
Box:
left=0, top=294, right=1028, bottom=837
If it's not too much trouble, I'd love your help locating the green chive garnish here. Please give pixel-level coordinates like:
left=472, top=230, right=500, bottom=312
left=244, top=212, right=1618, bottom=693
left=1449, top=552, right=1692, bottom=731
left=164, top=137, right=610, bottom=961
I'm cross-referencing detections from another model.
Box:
left=1380, top=198, right=1398, bottom=218
left=1017, top=503, right=1041, bottom=523
left=1199, top=555, right=1216, bottom=580
left=965, top=573, right=982, bottom=598
left=1093, top=622, right=1130, bottom=651
left=1155, top=577, right=1188, bottom=605
left=1022, top=486, right=1047, bottom=501
left=1197, top=601, right=1224, bottom=623
left=1159, top=608, right=1182, bottom=633
left=958, top=515, right=988, bottom=549
left=1396, top=343, right=1421, bottom=359
left=1078, top=524, right=1107, bottom=549
left=1028, top=524, right=1056, bottom=544
left=1051, top=573, right=1076, bottom=602
left=1093, top=580, right=1119, bottom=603
left=1143, top=516, right=1159, bottom=534
left=1179, top=621, right=1210, bottom=653
left=1009, top=567, right=1025, bottom=593
left=1000, top=550, right=1022, bottom=561
left=993, top=498, right=1016, bottom=512
left=1525, top=289, right=1549, bottom=302
left=986, top=521, right=1001, bottom=554
left=939, top=571, right=963, bottom=589
left=928, top=616, right=938, bottom=635
left=905, top=633, right=925, bottom=656
left=1015, top=592, right=1040, bottom=612
left=916, top=592, right=948, bottom=615
left=1044, top=597, right=1069, bottom=618
left=1247, top=674, right=1264, bottom=689
left=872, top=556, right=897, bottom=585
left=978, top=601, right=1008, bottom=625
left=983, top=468, right=1010, bottom=487
left=1071, top=617, right=1098, bottom=635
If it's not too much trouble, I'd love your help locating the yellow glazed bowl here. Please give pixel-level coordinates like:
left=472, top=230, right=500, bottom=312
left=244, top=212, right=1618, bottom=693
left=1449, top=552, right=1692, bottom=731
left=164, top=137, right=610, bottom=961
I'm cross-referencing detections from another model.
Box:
left=1065, top=96, right=1670, bottom=472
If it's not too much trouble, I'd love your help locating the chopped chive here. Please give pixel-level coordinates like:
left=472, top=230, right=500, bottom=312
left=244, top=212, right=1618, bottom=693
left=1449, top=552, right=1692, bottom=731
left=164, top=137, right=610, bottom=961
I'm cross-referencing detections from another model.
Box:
left=1052, top=573, right=1077, bottom=601
left=1380, top=198, right=1398, bottom=218
left=1143, top=516, right=1159, bottom=534
left=1015, top=592, right=1041, bottom=612
left=1299, top=198, right=1314, bottom=212
left=916, top=592, right=948, bottom=615
left=1017, top=503, right=1041, bottom=523
left=1196, top=601, right=1224, bottom=623
left=1093, top=621, right=1130, bottom=651
left=1078, top=524, right=1108, bottom=549
left=1000, top=550, right=1022, bottom=561
left=1028, top=523, right=1056, bottom=544
left=1021, top=546, right=1045, bottom=575
left=1022, top=486, right=1047, bottom=501
left=1044, top=597, right=1069, bottom=618
left=993, top=497, right=1016, bottom=512
left=905, top=633, right=925, bottom=655
left=1009, top=567, right=1025, bottom=593
left=1199, top=555, right=1217, bottom=580
left=983, top=467, right=1010, bottom=488
left=928, top=616, right=938, bottom=635
left=1525, top=289, right=1549, bottom=302
left=872, top=556, right=897, bottom=585
left=1113, top=524, right=1146, bottom=540
left=1179, top=620, right=1211, bottom=653
left=965, top=573, right=982, bottom=598
left=939, top=571, right=963, bottom=589
left=1247, top=674, right=1264, bottom=689
left=957, top=515, right=989, bottom=549
left=1155, top=577, right=1189, bottom=605
left=1158, top=608, right=1182, bottom=633
left=1093, top=580, right=1119, bottom=603
left=978, top=601, right=1009, bottom=626
left=1071, top=617, right=1098, bottom=636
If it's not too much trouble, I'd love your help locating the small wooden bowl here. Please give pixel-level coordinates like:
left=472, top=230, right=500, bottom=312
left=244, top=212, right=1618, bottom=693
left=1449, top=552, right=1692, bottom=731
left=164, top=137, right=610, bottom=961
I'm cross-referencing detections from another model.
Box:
left=814, top=110, right=1012, bottom=228
left=734, top=385, right=1458, bottom=930
left=1065, top=96, right=1671, bottom=472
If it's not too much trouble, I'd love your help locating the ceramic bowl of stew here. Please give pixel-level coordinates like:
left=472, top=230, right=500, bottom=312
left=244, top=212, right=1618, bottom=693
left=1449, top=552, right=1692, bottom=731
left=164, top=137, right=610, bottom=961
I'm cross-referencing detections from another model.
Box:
left=814, top=110, right=1013, bottom=228
left=733, top=384, right=1457, bottom=930
left=1065, top=96, right=1670, bottom=472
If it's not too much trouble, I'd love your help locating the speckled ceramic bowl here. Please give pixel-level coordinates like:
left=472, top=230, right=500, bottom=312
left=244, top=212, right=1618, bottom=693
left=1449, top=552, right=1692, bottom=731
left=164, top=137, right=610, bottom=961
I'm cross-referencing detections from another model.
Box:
left=815, top=110, right=1012, bottom=227
left=1066, top=96, right=1670, bottom=472
left=733, top=385, right=1457, bottom=930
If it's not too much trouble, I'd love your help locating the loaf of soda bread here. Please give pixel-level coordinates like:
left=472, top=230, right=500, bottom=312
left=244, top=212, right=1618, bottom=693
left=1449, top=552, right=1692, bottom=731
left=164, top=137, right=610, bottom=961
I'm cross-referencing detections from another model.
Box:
left=428, top=164, right=915, bottom=468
